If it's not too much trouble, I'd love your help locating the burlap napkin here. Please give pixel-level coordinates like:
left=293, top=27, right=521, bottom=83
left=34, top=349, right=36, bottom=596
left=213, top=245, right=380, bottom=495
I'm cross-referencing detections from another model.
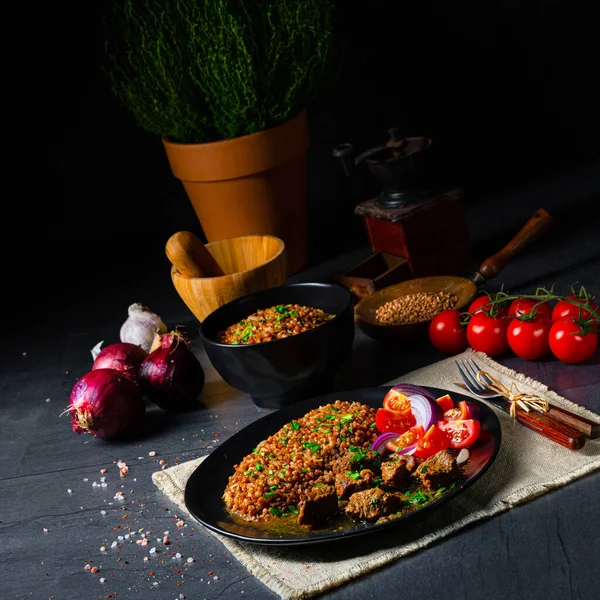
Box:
left=152, top=349, right=600, bottom=600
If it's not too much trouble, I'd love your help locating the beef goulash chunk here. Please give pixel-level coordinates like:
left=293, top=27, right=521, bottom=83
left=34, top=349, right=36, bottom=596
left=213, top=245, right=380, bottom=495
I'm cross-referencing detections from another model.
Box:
left=416, top=449, right=461, bottom=491
left=332, top=448, right=381, bottom=475
left=335, top=469, right=374, bottom=500
left=297, top=485, right=337, bottom=528
left=381, top=455, right=420, bottom=490
left=345, top=487, right=400, bottom=522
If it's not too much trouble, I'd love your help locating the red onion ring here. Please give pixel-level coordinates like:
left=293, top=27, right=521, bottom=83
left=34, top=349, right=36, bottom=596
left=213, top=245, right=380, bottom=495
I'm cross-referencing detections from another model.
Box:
left=396, top=442, right=418, bottom=456
left=371, top=432, right=400, bottom=454
left=388, top=383, right=437, bottom=404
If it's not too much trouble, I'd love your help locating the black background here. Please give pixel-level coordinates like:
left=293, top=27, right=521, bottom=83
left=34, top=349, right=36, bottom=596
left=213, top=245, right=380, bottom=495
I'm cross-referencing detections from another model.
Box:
left=4, top=0, right=600, bottom=315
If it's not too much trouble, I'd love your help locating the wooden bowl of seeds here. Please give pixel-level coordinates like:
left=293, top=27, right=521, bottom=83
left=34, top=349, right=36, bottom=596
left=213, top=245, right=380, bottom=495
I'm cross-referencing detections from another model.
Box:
left=354, top=276, right=477, bottom=342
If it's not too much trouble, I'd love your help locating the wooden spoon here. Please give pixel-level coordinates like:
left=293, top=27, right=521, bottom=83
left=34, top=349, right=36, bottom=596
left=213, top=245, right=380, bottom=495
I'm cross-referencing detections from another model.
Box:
left=166, top=231, right=225, bottom=278
left=355, top=208, right=554, bottom=342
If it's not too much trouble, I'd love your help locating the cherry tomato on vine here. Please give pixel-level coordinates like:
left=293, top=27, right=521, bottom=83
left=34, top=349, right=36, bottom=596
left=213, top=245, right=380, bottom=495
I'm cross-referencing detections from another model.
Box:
left=548, top=317, right=598, bottom=364
left=428, top=310, right=468, bottom=355
left=506, top=317, right=552, bottom=360
left=508, top=298, right=552, bottom=320
left=552, top=295, right=599, bottom=327
left=466, top=312, right=510, bottom=357
left=468, top=295, right=508, bottom=317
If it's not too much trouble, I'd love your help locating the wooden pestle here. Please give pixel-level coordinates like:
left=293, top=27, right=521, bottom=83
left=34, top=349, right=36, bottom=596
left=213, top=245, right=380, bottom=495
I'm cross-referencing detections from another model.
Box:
left=166, top=231, right=225, bottom=278
left=476, top=208, right=554, bottom=281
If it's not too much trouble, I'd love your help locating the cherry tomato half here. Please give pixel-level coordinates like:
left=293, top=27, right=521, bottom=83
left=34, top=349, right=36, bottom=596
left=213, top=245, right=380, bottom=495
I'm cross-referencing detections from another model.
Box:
left=382, top=389, right=412, bottom=413
left=508, top=298, right=552, bottom=320
left=412, top=424, right=451, bottom=459
left=435, top=394, right=454, bottom=413
left=466, top=312, right=510, bottom=357
left=437, top=419, right=481, bottom=449
left=552, top=295, right=599, bottom=327
left=548, top=317, right=598, bottom=364
left=375, top=407, right=416, bottom=435
left=428, top=310, right=468, bottom=355
left=443, top=400, right=472, bottom=421
left=385, top=424, right=425, bottom=453
left=507, top=316, right=552, bottom=360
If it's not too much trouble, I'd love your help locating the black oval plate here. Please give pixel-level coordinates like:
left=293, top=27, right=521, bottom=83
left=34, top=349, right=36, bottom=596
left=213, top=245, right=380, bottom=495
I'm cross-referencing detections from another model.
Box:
left=184, top=386, right=501, bottom=546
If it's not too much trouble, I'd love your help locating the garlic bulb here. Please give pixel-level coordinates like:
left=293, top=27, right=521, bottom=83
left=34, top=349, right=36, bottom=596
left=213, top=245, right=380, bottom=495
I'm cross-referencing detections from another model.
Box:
left=120, top=304, right=167, bottom=353
left=91, top=340, right=104, bottom=360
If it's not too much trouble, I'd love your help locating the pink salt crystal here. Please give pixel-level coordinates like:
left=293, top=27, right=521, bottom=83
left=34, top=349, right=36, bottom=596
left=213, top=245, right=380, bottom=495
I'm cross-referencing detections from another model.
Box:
left=149, top=451, right=156, bottom=457
left=177, top=520, right=184, bottom=527
left=100, top=468, right=107, bottom=474
left=84, top=564, right=91, bottom=571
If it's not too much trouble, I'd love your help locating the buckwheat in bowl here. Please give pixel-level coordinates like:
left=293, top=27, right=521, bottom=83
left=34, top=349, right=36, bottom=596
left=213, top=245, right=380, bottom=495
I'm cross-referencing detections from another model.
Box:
left=199, top=283, right=355, bottom=408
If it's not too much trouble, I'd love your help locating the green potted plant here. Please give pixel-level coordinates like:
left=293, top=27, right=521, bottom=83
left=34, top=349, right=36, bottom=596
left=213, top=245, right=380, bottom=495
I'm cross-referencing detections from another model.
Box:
left=105, top=0, right=336, bottom=274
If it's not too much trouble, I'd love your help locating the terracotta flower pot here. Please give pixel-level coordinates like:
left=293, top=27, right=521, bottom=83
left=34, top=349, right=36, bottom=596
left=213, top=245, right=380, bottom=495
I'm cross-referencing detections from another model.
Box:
left=163, top=111, right=309, bottom=275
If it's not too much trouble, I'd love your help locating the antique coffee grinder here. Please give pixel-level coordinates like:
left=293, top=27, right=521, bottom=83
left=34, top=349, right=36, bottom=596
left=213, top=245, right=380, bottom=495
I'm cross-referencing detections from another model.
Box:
left=333, top=128, right=473, bottom=299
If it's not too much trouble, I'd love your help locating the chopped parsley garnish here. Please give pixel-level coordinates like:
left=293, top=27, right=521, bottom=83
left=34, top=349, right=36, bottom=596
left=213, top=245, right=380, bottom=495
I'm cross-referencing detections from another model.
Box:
left=243, top=468, right=252, bottom=476
left=408, top=491, right=430, bottom=505
left=301, top=468, right=308, bottom=473
left=371, top=497, right=378, bottom=505
left=288, top=505, right=299, bottom=515
left=303, top=442, right=321, bottom=453
left=420, top=465, right=428, bottom=474
left=291, top=420, right=301, bottom=431
left=346, top=471, right=361, bottom=480
left=255, top=463, right=264, bottom=472
left=324, top=415, right=335, bottom=421
left=252, top=447, right=258, bottom=454
left=268, top=453, right=275, bottom=459
left=349, top=445, right=368, bottom=463
left=314, top=483, right=323, bottom=487
left=370, top=422, right=377, bottom=428
left=269, top=485, right=278, bottom=491
left=262, top=491, right=276, bottom=498
left=340, top=414, right=354, bottom=424
left=269, top=507, right=283, bottom=516
left=450, top=482, right=458, bottom=489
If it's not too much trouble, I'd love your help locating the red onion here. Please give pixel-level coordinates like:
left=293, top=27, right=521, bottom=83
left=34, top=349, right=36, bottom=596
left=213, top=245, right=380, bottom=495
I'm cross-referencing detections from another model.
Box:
left=387, top=384, right=441, bottom=431
left=68, top=369, right=145, bottom=439
left=387, top=384, right=437, bottom=404
left=371, top=432, right=400, bottom=454
left=92, top=342, right=147, bottom=381
left=408, top=393, right=441, bottom=431
left=396, top=443, right=418, bottom=456
left=139, top=331, right=205, bottom=411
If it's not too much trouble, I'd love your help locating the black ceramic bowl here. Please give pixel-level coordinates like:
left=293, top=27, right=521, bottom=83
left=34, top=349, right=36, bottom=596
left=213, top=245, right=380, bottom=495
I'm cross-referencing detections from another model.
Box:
left=199, top=283, right=355, bottom=409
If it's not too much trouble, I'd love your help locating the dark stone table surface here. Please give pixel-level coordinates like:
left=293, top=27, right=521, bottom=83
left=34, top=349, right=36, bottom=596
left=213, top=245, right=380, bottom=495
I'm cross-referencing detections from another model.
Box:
left=2, top=159, right=599, bottom=600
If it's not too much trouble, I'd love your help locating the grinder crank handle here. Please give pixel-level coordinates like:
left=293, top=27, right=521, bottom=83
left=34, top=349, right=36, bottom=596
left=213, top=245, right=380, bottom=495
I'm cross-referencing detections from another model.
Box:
left=472, top=208, right=554, bottom=285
